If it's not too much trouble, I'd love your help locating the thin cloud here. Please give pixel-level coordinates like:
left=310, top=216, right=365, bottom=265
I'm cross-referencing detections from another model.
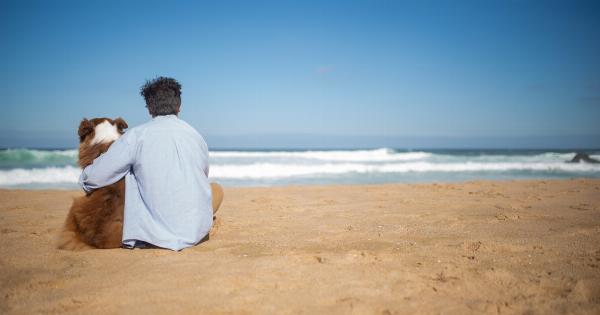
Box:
left=316, top=66, right=334, bottom=74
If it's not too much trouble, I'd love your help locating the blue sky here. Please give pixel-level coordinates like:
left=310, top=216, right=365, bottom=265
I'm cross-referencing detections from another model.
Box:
left=1, top=0, right=599, bottom=149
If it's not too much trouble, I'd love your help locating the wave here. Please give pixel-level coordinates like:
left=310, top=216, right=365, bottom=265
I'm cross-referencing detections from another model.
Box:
left=211, top=148, right=432, bottom=162
left=0, top=148, right=592, bottom=166
left=210, top=149, right=594, bottom=165
left=2, top=161, right=598, bottom=186
left=1, top=149, right=599, bottom=187
left=0, top=165, right=81, bottom=186
left=0, top=149, right=77, bottom=167
left=426, top=152, right=578, bottom=164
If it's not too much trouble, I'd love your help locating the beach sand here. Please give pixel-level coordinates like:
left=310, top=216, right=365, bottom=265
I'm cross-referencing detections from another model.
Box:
left=1, top=179, right=600, bottom=314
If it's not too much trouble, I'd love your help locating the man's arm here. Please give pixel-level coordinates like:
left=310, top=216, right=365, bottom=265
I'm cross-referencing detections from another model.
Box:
left=79, top=131, right=136, bottom=193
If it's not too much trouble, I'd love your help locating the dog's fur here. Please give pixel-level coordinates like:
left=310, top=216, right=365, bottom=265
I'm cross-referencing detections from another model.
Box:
left=57, top=117, right=128, bottom=250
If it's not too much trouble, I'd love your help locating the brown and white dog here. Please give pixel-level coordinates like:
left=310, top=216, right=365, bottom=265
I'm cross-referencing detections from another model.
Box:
left=57, top=117, right=128, bottom=250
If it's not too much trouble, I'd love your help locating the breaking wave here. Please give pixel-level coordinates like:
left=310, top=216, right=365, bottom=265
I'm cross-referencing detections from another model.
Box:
left=1, top=148, right=599, bottom=187
left=0, top=165, right=81, bottom=186
left=211, top=148, right=431, bottom=162
left=0, top=149, right=77, bottom=168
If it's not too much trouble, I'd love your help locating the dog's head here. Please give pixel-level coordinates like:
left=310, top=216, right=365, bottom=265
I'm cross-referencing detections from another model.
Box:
left=77, top=117, right=128, bottom=168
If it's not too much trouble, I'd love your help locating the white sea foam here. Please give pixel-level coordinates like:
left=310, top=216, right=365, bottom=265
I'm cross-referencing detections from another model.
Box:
left=211, top=148, right=431, bottom=162
left=0, top=166, right=81, bottom=186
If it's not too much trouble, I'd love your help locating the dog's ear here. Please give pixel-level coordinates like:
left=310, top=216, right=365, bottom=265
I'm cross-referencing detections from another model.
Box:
left=114, top=117, right=128, bottom=134
left=78, top=118, right=95, bottom=142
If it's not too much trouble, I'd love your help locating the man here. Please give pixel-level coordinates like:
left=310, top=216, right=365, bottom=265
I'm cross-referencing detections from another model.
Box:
left=79, top=77, right=223, bottom=251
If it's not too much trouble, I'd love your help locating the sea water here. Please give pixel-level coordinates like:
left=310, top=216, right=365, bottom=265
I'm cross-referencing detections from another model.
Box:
left=1, top=148, right=599, bottom=189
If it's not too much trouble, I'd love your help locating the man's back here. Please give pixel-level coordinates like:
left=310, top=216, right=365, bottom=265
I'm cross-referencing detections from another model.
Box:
left=124, top=114, right=212, bottom=250
left=80, top=114, right=213, bottom=251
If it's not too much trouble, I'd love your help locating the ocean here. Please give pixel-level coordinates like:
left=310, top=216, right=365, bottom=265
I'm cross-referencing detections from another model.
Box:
left=1, top=148, right=599, bottom=189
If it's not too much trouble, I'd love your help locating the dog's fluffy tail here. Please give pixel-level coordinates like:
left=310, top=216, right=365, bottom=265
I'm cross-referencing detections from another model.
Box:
left=57, top=210, right=93, bottom=251
left=56, top=230, right=93, bottom=251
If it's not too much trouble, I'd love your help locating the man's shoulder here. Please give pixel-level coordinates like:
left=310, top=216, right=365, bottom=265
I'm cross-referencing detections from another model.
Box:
left=121, top=123, right=145, bottom=138
left=128, top=117, right=174, bottom=133
left=122, top=117, right=206, bottom=146
left=176, top=119, right=208, bottom=149
left=178, top=119, right=203, bottom=135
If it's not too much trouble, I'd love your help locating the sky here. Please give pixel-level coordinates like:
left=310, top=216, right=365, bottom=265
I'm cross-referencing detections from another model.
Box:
left=1, top=0, right=599, bottom=149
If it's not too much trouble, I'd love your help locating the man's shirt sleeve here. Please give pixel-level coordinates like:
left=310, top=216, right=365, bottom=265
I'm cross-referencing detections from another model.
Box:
left=204, top=160, right=209, bottom=177
left=200, top=137, right=209, bottom=177
left=79, top=131, right=136, bottom=193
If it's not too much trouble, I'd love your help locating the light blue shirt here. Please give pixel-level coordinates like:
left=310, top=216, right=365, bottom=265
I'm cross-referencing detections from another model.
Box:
left=79, top=115, right=213, bottom=251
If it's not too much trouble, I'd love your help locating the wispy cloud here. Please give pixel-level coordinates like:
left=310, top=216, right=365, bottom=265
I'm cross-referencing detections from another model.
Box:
left=316, top=66, right=334, bottom=75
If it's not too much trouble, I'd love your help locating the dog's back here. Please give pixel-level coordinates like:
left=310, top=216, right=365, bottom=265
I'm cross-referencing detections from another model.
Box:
left=58, top=117, right=128, bottom=250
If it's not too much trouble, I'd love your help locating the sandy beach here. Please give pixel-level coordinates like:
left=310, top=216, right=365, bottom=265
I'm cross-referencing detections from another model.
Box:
left=1, top=179, right=600, bottom=314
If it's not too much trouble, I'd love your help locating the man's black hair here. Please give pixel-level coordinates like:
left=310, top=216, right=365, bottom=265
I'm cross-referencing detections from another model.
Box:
left=140, top=77, right=182, bottom=116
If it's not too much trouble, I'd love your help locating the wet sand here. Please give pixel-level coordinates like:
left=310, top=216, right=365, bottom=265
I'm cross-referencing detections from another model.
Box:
left=1, top=179, right=600, bottom=314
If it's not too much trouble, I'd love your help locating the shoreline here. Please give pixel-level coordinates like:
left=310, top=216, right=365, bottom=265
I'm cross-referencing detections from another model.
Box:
left=2, top=176, right=600, bottom=191
left=1, top=179, right=600, bottom=314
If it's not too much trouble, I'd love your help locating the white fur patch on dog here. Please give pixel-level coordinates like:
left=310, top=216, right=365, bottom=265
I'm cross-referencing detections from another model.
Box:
left=91, top=120, right=120, bottom=145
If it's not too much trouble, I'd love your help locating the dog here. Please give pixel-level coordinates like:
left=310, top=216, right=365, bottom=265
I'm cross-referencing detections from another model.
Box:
left=57, top=117, right=128, bottom=250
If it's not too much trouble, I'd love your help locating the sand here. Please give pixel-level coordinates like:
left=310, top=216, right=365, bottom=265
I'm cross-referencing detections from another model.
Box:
left=1, top=179, right=600, bottom=314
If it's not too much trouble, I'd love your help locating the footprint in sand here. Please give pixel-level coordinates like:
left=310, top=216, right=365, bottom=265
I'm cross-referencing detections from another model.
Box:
left=495, top=213, right=520, bottom=221
left=569, top=203, right=595, bottom=211
left=463, top=241, right=482, bottom=252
